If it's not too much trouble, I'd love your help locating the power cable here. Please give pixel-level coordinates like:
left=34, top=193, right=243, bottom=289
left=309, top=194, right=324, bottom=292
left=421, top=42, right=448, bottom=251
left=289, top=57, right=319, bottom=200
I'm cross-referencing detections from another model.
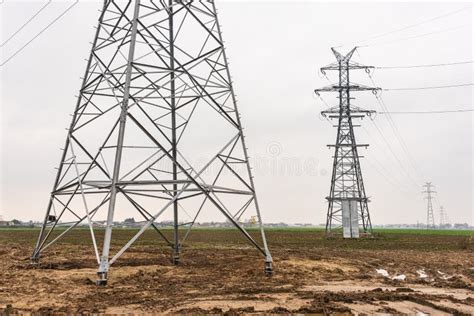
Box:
left=356, top=49, right=424, bottom=187
left=361, top=125, right=417, bottom=192
left=364, top=65, right=425, bottom=183
left=0, top=0, right=52, bottom=48
left=314, top=94, right=336, bottom=126
left=363, top=24, right=470, bottom=48
left=0, top=1, right=78, bottom=67
left=316, top=72, right=418, bottom=193
left=376, top=61, right=473, bottom=69
left=384, top=83, right=473, bottom=91
left=363, top=138, right=415, bottom=194
left=370, top=119, right=421, bottom=188
left=313, top=93, right=413, bottom=195
left=315, top=93, right=331, bottom=109
left=315, top=88, right=415, bottom=196
left=375, top=94, right=425, bottom=184
left=363, top=49, right=470, bottom=187
left=364, top=156, right=416, bottom=196
left=379, top=109, right=473, bottom=114
left=334, top=6, right=471, bottom=48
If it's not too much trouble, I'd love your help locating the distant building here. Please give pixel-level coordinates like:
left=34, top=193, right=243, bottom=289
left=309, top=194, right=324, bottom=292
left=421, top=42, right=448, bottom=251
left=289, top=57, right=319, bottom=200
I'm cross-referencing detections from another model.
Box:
left=294, top=223, right=314, bottom=227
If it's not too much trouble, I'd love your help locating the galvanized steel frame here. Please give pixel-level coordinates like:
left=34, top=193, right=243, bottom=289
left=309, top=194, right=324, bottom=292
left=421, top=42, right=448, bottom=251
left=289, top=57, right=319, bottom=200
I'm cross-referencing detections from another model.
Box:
left=32, top=0, right=273, bottom=284
left=315, top=47, right=379, bottom=236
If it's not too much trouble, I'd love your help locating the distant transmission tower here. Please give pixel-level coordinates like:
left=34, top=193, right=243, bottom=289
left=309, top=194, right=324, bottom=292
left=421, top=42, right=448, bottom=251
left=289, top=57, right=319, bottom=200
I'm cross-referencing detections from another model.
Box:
left=438, top=205, right=448, bottom=228
left=32, top=0, right=273, bottom=285
left=315, top=47, right=380, bottom=238
left=422, top=182, right=436, bottom=229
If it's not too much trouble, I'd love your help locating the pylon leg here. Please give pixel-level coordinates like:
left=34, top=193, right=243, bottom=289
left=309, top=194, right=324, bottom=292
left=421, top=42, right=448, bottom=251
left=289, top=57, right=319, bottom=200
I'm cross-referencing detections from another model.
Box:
left=172, top=243, right=181, bottom=265
left=30, top=254, right=40, bottom=264
left=96, top=258, right=109, bottom=286
left=264, top=256, right=274, bottom=276
left=96, top=273, right=108, bottom=286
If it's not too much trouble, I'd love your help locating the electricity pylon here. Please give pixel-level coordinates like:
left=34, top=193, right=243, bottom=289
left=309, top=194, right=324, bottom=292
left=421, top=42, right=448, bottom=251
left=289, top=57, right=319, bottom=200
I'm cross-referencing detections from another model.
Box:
left=32, top=0, right=273, bottom=285
left=422, top=182, right=436, bottom=229
left=438, top=205, right=448, bottom=228
left=315, top=47, right=379, bottom=238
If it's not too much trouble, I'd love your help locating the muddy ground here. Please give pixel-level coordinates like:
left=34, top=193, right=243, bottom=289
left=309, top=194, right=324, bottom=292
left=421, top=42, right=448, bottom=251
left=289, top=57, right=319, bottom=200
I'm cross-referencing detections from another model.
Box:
left=0, top=228, right=472, bottom=314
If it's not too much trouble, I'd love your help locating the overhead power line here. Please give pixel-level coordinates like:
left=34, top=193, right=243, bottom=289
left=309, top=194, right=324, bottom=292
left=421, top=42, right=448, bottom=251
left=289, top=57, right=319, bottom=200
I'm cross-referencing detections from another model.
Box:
left=354, top=49, right=424, bottom=186
left=0, top=0, right=52, bottom=48
left=364, top=156, right=416, bottom=196
left=363, top=24, right=470, bottom=48
left=376, top=61, right=474, bottom=69
left=379, top=109, right=473, bottom=114
left=361, top=125, right=418, bottom=194
left=318, top=92, right=419, bottom=194
left=370, top=119, right=421, bottom=188
left=364, top=66, right=425, bottom=185
left=374, top=95, right=424, bottom=185
left=384, top=83, right=474, bottom=91
left=334, top=6, right=471, bottom=48
left=0, top=1, right=78, bottom=67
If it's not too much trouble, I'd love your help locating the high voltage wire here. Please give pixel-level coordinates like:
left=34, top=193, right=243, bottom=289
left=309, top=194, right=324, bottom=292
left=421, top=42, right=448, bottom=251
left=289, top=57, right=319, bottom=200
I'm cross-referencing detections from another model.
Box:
left=359, top=47, right=466, bottom=186
left=0, top=1, right=78, bottom=67
left=364, top=156, right=416, bottom=196
left=0, top=0, right=52, bottom=48
left=361, top=24, right=470, bottom=48
left=315, top=84, right=420, bottom=193
left=375, top=94, right=425, bottom=185
left=315, top=93, right=331, bottom=109
left=317, top=90, right=419, bottom=192
left=378, top=109, right=473, bottom=114
left=361, top=7, right=470, bottom=43
left=315, top=77, right=421, bottom=218
left=334, top=6, right=471, bottom=48
left=369, top=119, right=421, bottom=188
left=365, top=68, right=425, bottom=185
left=360, top=126, right=417, bottom=194
left=359, top=55, right=421, bottom=187
left=384, top=83, right=474, bottom=91
left=376, top=61, right=473, bottom=69
left=354, top=49, right=423, bottom=188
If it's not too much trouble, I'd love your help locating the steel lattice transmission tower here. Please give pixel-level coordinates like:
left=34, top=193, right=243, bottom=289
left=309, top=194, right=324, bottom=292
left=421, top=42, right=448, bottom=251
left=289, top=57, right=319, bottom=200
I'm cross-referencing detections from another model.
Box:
left=32, top=0, right=273, bottom=285
left=315, top=48, right=380, bottom=238
left=438, top=205, right=448, bottom=228
left=422, top=182, right=436, bottom=229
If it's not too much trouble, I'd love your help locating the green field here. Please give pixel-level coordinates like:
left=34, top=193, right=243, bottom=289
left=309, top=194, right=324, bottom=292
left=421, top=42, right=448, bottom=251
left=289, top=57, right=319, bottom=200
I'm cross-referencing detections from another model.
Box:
left=1, top=226, right=471, bottom=235
left=0, top=226, right=471, bottom=252
left=372, top=228, right=473, bottom=236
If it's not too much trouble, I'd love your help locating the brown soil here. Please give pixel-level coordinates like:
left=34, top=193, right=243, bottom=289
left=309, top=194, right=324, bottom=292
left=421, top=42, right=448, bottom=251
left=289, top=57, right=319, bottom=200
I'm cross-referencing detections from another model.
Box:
left=0, top=229, right=472, bottom=314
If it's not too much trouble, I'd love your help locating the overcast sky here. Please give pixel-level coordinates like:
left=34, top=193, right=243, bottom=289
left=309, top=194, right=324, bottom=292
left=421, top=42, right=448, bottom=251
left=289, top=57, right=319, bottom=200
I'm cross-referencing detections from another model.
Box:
left=0, top=1, right=472, bottom=225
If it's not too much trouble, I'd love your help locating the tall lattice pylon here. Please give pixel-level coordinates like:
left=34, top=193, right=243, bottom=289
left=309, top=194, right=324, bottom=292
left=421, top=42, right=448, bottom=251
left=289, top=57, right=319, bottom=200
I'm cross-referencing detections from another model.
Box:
left=438, top=205, right=448, bottom=228
left=422, top=182, right=436, bottom=229
left=315, top=47, right=379, bottom=238
left=32, top=0, right=273, bottom=285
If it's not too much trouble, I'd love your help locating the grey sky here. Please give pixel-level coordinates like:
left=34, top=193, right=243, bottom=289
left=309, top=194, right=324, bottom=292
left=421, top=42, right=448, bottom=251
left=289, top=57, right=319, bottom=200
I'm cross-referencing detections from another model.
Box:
left=0, top=1, right=472, bottom=225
